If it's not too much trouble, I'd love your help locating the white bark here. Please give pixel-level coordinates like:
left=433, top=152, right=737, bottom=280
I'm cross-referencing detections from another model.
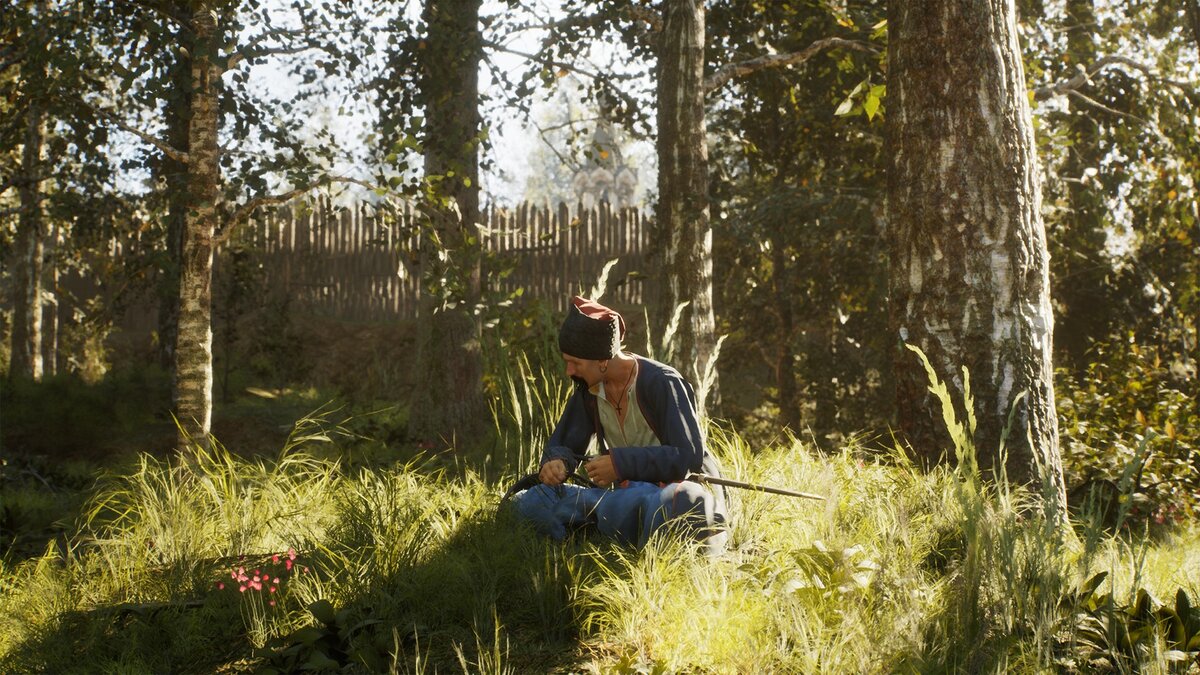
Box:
left=887, top=0, right=1065, bottom=504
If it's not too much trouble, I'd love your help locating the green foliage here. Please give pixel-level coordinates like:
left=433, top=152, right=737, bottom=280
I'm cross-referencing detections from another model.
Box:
left=2, top=411, right=1198, bottom=672
left=256, top=598, right=387, bottom=673
left=1060, top=572, right=1200, bottom=671
left=708, top=0, right=890, bottom=443
left=1058, top=334, right=1199, bottom=527
left=0, top=366, right=172, bottom=456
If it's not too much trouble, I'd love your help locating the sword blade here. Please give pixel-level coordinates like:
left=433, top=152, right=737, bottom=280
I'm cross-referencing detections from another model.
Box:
left=687, top=472, right=826, bottom=500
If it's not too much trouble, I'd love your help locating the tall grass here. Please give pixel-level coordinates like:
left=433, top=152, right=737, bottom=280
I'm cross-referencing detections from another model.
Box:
left=2, top=355, right=1198, bottom=672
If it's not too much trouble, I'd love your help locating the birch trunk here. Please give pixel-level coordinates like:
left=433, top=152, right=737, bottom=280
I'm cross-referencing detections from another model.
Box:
left=174, top=7, right=222, bottom=448
left=158, top=33, right=192, bottom=373
left=886, top=0, right=1065, bottom=504
left=407, top=0, right=488, bottom=447
left=10, top=3, right=47, bottom=381
left=655, top=0, right=719, bottom=409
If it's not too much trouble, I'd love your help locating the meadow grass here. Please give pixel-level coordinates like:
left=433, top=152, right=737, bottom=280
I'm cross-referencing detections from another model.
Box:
left=2, top=364, right=1198, bottom=672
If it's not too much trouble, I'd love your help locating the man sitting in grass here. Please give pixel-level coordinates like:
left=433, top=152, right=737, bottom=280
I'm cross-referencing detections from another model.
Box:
left=510, top=296, right=729, bottom=556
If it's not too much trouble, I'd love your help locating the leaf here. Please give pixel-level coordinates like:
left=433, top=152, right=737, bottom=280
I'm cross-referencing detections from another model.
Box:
left=302, top=652, right=341, bottom=671
left=863, top=94, right=880, bottom=120
left=1079, top=571, right=1109, bottom=599
left=834, top=94, right=856, bottom=116
left=308, top=599, right=336, bottom=625
left=289, top=626, right=326, bottom=647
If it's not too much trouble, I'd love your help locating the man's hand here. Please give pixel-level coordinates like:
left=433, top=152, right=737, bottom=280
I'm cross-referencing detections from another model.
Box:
left=539, top=458, right=567, bottom=486
left=585, top=455, right=619, bottom=488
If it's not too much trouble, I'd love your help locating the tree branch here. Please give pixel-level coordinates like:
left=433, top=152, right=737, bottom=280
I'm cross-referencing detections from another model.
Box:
left=482, top=40, right=645, bottom=120
left=216, top=176, right=380, bottom=245
left=0, top=44, right=24, bottom=74
left=483, top=40, right=607, bottom=81
left=87, top=101, right=189, bottom=164
left=1033, top=54, right=1195, bottom=100
left=228, top=43, right=322, bottom=69
left=624, top=6, right=663, bottom=33
left=704, top=37, right=879, bottom=93
left=111, top=0, right=188, bottom=27
left=1066, top=89, right=1146, bottom=122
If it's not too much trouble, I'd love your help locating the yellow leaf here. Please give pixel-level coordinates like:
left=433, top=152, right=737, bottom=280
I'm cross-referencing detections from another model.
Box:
left=1165, top=420, right=1176, bottom=440
left=1136, top=409, right=1147, bottom=426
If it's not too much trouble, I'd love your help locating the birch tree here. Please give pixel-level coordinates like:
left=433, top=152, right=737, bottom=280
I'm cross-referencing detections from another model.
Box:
left=654, top=0, right=718, bottom=400
left=886, top=0, right=1065, bottom=503
left=3, top=0, right=112, bottom=381
left=84, top=0, right=366, bottom=449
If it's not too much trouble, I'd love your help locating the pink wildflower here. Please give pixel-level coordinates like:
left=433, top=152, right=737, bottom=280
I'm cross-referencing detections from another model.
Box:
left=270, top=586, right=277, bottom=594
left=239, top=585, right=247, bottom=593
left=272, top=554, right=280, bottom=564
left=269, top=600, right=276, bottom=607
left=274, top=577, right=281, bottom=584
left=285, top=560, right=294, bottom=571
left=218, top=582, right=225, bottom=590
left=288, top=548, right=297, bottom=560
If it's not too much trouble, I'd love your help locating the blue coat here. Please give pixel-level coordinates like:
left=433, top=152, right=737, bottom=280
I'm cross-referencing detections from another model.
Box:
left=539, top=355, right=726, bottom=489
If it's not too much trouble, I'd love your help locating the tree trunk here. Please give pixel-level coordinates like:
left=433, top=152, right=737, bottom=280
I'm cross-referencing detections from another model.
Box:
left=654, top=0, right=719, bottom=410
left=42, top=219, right=60, bottom=376
left=886, top=0, right=1066, bottom=504
left=1186, top=0, right=1200, bottom=53
left=10, top=4, right=47, bottom=382
left=158, top=30, right=192, bottom=373
left=407, top=0, right=488, bottom=448
left=769, top=227, right=801, bottom=433
left=1052, top=0, right=1107, bottom=370
left=174, top=7, right=222, bottom=449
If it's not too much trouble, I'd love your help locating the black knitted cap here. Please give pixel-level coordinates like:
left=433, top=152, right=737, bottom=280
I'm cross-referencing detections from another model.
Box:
left=558, top=296, right=626, bottom=360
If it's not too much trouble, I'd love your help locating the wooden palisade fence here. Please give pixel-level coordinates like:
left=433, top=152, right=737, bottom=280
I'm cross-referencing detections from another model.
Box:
left=217, top=198, right=650, bottom=321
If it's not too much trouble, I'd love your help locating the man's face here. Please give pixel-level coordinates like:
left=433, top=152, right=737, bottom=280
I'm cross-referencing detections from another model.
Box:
left=562, top=353, right=604, bottom=387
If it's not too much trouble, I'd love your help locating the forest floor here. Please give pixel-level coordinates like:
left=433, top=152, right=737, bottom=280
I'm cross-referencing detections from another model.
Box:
left=2, top=381, right=1199, bottom=673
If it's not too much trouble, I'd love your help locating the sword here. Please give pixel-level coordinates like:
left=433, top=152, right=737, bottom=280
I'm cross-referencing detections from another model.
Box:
left=686, top=472, right=826, bottom=500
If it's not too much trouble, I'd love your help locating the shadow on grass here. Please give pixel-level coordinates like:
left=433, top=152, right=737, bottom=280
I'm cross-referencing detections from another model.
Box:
left=290, top=504, right=594, bottom=673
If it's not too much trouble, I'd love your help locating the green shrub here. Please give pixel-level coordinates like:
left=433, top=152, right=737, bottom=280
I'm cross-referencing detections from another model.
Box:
left=0, top=366, right=172, bottom=456
left=1058, top=333, right=1199, bottom=528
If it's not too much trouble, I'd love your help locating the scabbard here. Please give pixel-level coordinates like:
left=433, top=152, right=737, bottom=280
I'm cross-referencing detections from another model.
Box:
left=686, top=472, right=826, bottom=500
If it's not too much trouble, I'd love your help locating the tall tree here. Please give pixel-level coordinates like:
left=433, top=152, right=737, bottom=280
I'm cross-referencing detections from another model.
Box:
left=405, top=0, right=490, bottom=446
left=654, top=0, right=718, bottom=400
left=1049, top=0, right=1107, bottom=367
left=83, top=0, right=366, bottom=448
left=3, top=0, right=114, bottom=381
left=886, top=0, right=1065, bottom=503
left=172, top=5, right=224, bottom=445
left=7, top=0, right=49, bottom=381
